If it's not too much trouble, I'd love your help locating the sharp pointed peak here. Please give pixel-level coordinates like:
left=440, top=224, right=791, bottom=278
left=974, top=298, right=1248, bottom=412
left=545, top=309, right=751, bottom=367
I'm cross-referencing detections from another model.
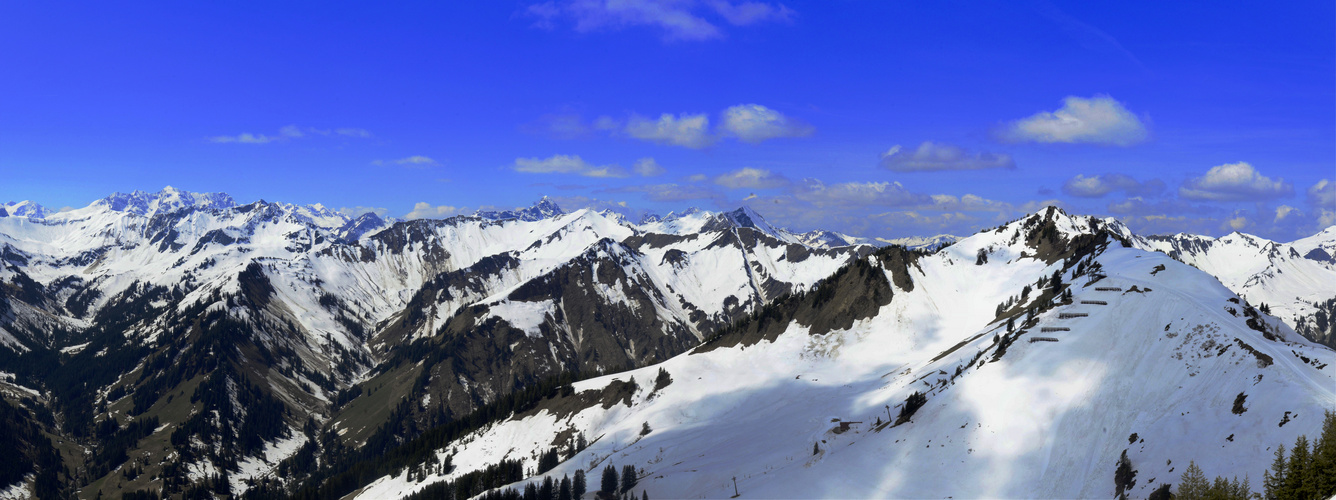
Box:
left=94, top=187, right=236, bottom=216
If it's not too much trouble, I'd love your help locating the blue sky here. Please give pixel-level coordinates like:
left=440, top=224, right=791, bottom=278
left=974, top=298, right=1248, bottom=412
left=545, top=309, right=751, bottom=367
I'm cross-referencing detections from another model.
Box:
left=2, top=1, right=1333, bottom=240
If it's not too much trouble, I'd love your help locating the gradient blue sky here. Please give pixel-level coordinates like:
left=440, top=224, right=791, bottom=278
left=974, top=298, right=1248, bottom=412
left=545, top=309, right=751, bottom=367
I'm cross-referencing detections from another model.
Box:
left=2, top=1, right=1333, bottom=240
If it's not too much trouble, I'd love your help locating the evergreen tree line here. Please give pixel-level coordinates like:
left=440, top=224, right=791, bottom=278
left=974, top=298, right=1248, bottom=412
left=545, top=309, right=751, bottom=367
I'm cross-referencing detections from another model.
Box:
left=1157, top=410, right=1336, bottom=500
left=397, top=458, right=524, bottom=500
left=289, top=367, right=615, bottom=500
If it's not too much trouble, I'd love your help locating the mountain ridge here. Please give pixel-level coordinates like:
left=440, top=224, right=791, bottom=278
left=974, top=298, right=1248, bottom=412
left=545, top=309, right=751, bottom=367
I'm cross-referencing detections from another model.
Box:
left=0, top=190, right=1331, bottom=499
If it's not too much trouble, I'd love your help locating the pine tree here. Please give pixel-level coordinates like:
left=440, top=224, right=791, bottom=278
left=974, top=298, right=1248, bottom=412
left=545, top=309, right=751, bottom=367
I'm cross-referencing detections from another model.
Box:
left=813, top=442, right=819, bottom=455
left=601, top=465, right=618, bottom=494
left=642, top=490, right=648, bottom=500
left=1264, top=442, right=1288, bottom=499
left=1177, top=461, right=1209, bottom=500
left=1289, top=435, right=1314, bottom=499
left=524, top=482, right=539, bottom=500
left=541, top=476, right=555, bottom=500
left=1237, top=475, right=1253, bottom=500
left=559, top=475, right=572, bottom=500
left=1315, top=410, right=1336, bottom=497
left=573, top=469, right=587, bottom=499
left=621, top=465, right=637, bottom=494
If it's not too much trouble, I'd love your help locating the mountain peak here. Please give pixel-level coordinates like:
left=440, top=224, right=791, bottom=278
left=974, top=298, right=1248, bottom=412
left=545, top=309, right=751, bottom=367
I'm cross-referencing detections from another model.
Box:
left=95, top=186, right=236, bottom=216
left=475, top=197, right=566, bottom=222
left=1, top=200, right=51, bottom=218
left=724, top=206, right=768, bottom=228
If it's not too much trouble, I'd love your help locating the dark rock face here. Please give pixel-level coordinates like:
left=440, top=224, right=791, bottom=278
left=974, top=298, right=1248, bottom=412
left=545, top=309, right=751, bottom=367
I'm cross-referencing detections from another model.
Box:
left=0, top=196, right=875, bottom=498
left=694, top=245, right=915, bottom=354
left=370, top=241, right=701, bottom=428
left=1305, top=248, right=1334, bottom=264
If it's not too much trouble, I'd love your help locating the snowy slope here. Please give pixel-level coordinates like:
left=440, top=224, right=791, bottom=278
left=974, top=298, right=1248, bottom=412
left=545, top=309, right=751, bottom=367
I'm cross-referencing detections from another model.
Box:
left=0, top=189, right=878, bottom=498
left=880, top=234, right=959, bottom=251
left=1142, top=229, right=1336, bottom=346
left=355, top=208, right=1335, bottom=500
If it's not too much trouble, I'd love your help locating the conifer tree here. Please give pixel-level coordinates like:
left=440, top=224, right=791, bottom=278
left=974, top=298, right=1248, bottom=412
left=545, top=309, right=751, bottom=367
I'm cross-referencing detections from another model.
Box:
left=621, top=465, right=637, bottom=494
left=1177, top=461, right=1209, bottom=500
left=1264, top=443, right=1288, bottom=499
left=541, top=476, right=555, bottom=500
left=559, top=475, right=572, bottom=500
left=573, top=469, right=587, bottom=499
left=1315, top=410, right=1336, bottom=497
left=1288, top=435, right=1314, bottom=499
left=601, top=465, right=618, bottom=495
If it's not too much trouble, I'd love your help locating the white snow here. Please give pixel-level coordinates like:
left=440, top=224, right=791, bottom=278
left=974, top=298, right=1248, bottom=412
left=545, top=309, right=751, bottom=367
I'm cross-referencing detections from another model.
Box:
left=354, top=210, right=1336, bottom=500
left=489, top=300, right=555, bottom=338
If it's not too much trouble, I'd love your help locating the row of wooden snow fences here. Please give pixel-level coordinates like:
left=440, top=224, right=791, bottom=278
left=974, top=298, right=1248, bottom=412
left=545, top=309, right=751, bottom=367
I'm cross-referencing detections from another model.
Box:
left=1095, top=287, right=1122, bottom=291
left=1080, top=300, right=1108, bottom=305
left=1029, top=337, right=1060, bottom=343
left=1040, top=327, right=1070, bottom=332
left=1058, top=312, right=1089, bottom=319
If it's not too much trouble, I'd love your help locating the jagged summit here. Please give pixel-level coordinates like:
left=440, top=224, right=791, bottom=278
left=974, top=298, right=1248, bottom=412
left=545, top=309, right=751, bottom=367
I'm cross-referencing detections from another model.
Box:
left=475, top=196, right=566, bottom=222
left=94, top=186, right=236, bottom=216
left=1, top=200, right=51, bottom=218
left=337, top=211, right=387, bottom=241
left=880, top=234, right=959, bottom=250
left=721, top=205, right=768, bottom=230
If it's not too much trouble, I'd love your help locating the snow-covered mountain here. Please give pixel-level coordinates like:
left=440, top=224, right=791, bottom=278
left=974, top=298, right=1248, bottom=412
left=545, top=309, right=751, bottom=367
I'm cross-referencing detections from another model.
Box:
left=350, top=207, right=1335, bottom=500
left=0, top=189, right=870, bottom=499
left=1, top=190, right=1332, bottom=499
left=475, top=196, right=566, bottom=222
left=1141, top=229, right=1336, bottom=348
left=880, top=233, right=959, bottom=251
left=0, top=200, right=52, bottom=218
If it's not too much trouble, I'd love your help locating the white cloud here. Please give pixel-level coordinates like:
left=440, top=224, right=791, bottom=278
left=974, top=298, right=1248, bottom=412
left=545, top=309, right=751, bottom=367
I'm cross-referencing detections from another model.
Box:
left=374, top=155, right=439, bottom=167
left=879, top=142, right=1014, bottom=172
left=604, top=183, right=722, bottom=202
left=209, top=125, right=369, bottom=144
left=552, top=104, right=809, bottom=148
left=524, top=0, right=794, bottom=41
left=625, top=113, right=714, bottom=148
left=336, top=128, right=372, bottom=138
left=713, top=167, right=789, bottom=189
left=338, top=206, right=389, bottom=218
left=1308, top=179, right=1335, bottom=208
left=528, top=113, right=593, bottom=139
left=1319, top=210, right=1336, bottom=229
left=720, top=104, right=813, bottom=143
left=1274, top=205, right=1297, bottom=223
left=1061, top=173, right=1164, bottom=198
left=513, top=154, right=629, bottom=178
left=1002, top=95, right=1148, bottom=146
left=791, top=179, right=927, bottom=207
left=707, top=0, right=794, bottom=25
left=633, top=157, right=666, bottom=176
left=406, top=202, right=463, bottom=220
left=1179, top=162, right=1293, bottom=202
left=687, top=174, right=708, bottom=182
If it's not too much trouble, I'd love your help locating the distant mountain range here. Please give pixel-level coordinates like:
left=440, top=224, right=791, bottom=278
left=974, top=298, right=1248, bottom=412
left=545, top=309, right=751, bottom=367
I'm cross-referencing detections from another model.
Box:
left=0, top=188, right=1331, bottom=499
